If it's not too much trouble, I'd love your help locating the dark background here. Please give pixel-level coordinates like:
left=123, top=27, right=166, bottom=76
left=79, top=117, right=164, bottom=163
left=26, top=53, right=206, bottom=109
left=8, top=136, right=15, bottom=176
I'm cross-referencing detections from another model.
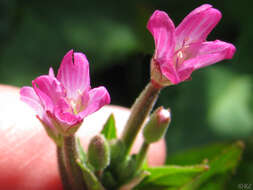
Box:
left=0, top=0, right=252, bottom=187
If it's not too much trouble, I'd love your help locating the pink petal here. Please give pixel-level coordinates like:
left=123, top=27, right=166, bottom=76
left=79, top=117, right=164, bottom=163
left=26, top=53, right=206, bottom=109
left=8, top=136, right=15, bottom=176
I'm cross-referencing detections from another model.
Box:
left=57, top=50, right=90, bottom=100
left=54, top=99, right=83, bottom=127
left=79, top=86, right=110, bottom=118
left=76, top=90, right=90, bottom=114
left=37, top=114, right=58, bottom=134
left=33, top=83, right=54, bottom=112
left=48, top=67, right=55, bottom=77
left=177, top=67, right=195, bottom=83
left=175, top=4, right=222, bottom=50
left=147, top=10, right=176, bottom=62
left=179, top=40, right=236, bottom=71
left=55, top=111, right=82, bottom=127
left=160, top=62, right=181, bottom=84
left=20, top=87, right=56, bottom=131
left=20, top=86, right=43, bottom=116
left=32, top=75, right=64, bottom=111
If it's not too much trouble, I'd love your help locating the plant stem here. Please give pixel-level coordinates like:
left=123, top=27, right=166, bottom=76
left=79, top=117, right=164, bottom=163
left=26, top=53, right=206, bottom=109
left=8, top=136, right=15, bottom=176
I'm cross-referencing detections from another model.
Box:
left=57, top=146, right=71, bottom=190
left=56, top=146, right=70, bottom=190
left=62, top=135, right=86, bottom=190
left=135, top=141, right=150, bottom=171
left=95, top=170, right=103, bottom=179
left=121, top=82, right=160, bottom=155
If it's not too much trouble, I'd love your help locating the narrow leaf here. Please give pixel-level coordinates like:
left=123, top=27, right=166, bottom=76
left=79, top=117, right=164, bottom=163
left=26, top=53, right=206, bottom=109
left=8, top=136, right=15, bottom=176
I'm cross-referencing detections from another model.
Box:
left=167, top=142, right=230, bottom=165
left=198, top=174, right=229, bottom=190
left=136, top=164, right=208, bottom=189
left=180, top=141, right=244, bottom=190
left=101, top=114, right=117, bottom=140
left=76, top=137, right=87, bottom=164
left=119, top=171, right=150, bottom=190
left=77, top=159, right=105, bottom=190
left=136, top=141, right=244, bottom=190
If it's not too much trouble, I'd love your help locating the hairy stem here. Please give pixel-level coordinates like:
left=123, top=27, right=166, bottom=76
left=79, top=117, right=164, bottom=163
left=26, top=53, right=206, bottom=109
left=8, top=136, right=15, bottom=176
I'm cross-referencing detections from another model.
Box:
left=135, top=142, right=150, bottom=171
left=62, top=135, right=86, bottom=190
left=121, top=82, right=160, bottom=155
left=57, top=146, right=71, bottom=190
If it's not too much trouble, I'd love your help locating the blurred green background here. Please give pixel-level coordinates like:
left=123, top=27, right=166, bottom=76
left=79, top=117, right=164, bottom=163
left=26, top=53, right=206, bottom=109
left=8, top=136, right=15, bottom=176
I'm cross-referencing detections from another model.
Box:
left=0, top=0, right=252, bottom=188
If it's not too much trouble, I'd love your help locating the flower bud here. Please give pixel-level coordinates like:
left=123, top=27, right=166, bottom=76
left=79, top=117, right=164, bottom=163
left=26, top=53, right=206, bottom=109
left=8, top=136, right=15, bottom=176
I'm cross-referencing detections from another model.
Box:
left=88, top=134, right=110, bottom=171
left=143, top=107, right=171, bottom=143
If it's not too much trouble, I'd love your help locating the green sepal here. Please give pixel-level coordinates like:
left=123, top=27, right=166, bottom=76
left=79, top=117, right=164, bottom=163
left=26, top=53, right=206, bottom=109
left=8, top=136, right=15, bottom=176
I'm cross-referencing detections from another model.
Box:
left=101, top=114, right=117, bottom=140
left=37, top=116, right=63, bottom=146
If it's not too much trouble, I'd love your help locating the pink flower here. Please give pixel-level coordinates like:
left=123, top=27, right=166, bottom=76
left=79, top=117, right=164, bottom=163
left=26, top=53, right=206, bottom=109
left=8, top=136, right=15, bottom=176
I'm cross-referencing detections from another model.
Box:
left=147, top=4, right=236, bottom=87
left=20, top=50, right=110, bottom=136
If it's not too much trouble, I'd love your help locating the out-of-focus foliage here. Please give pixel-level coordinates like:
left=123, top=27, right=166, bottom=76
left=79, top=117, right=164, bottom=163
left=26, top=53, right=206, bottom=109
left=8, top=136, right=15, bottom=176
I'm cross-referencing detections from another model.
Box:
left=0, top=0, right=252, bottom=188
left=207, top=68, right=253, bottom=137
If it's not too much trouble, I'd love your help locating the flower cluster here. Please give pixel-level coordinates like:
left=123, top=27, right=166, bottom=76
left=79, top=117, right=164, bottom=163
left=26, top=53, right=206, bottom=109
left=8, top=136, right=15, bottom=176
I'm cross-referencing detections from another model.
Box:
left=18, top=4, right=238, bottom=190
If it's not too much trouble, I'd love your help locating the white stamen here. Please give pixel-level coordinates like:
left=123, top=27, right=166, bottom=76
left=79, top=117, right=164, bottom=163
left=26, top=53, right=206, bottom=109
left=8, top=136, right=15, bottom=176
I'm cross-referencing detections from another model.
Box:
left=177, top=51, right=184, bottom=59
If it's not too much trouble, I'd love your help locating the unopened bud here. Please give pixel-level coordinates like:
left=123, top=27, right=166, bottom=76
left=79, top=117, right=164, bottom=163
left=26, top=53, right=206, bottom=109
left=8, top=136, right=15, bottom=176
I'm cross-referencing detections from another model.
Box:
left=88, top=135, right=110, bottom=171
left=143, top=107, right=171, bottom=143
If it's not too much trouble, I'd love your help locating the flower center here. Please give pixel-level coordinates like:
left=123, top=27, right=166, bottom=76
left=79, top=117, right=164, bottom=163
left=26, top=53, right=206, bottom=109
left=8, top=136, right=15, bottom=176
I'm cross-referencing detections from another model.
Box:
left=69, top=90, right=86, bottom=115
left=173, top=45, right=191, bottom=68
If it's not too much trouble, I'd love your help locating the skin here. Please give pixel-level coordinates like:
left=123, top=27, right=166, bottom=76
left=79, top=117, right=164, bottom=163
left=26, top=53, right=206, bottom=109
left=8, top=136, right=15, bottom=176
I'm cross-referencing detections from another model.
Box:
left=0, top=84, right=166, bottom=190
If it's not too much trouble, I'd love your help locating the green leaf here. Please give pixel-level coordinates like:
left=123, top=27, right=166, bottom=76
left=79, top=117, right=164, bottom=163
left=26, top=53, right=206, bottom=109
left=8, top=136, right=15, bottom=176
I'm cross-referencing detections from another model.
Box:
left=119, top=170, right=150, bottom=190
left=77, top=160, right=105, bottom=190
left=198, top=174, right=229, bottom=190
left=136, top=141, right=244, bottom=190
left=76, top=137, right=87, bottom=164
left=76, top=138, right=95, bottom=171
left=135, top=164, right=208, bottom=190
left=101, top=114, right=117, bottom=140
left=167, top=142, right=230, bottom=165
left=183, top=141, right=244, bottom=190
left=167, top=141, right=244, bottom=190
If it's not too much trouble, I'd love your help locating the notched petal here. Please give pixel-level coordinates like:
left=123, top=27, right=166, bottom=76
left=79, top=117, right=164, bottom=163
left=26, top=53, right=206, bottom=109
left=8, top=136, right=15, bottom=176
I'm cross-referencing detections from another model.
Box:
left=57, top=50, right=90, bottom=100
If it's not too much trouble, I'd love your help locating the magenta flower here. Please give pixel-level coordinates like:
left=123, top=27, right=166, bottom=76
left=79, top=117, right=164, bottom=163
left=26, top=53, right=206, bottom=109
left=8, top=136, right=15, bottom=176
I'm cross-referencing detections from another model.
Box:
left=20, top=50, right=110, bottom=136
left=147, top=4, right=236, bottom=87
